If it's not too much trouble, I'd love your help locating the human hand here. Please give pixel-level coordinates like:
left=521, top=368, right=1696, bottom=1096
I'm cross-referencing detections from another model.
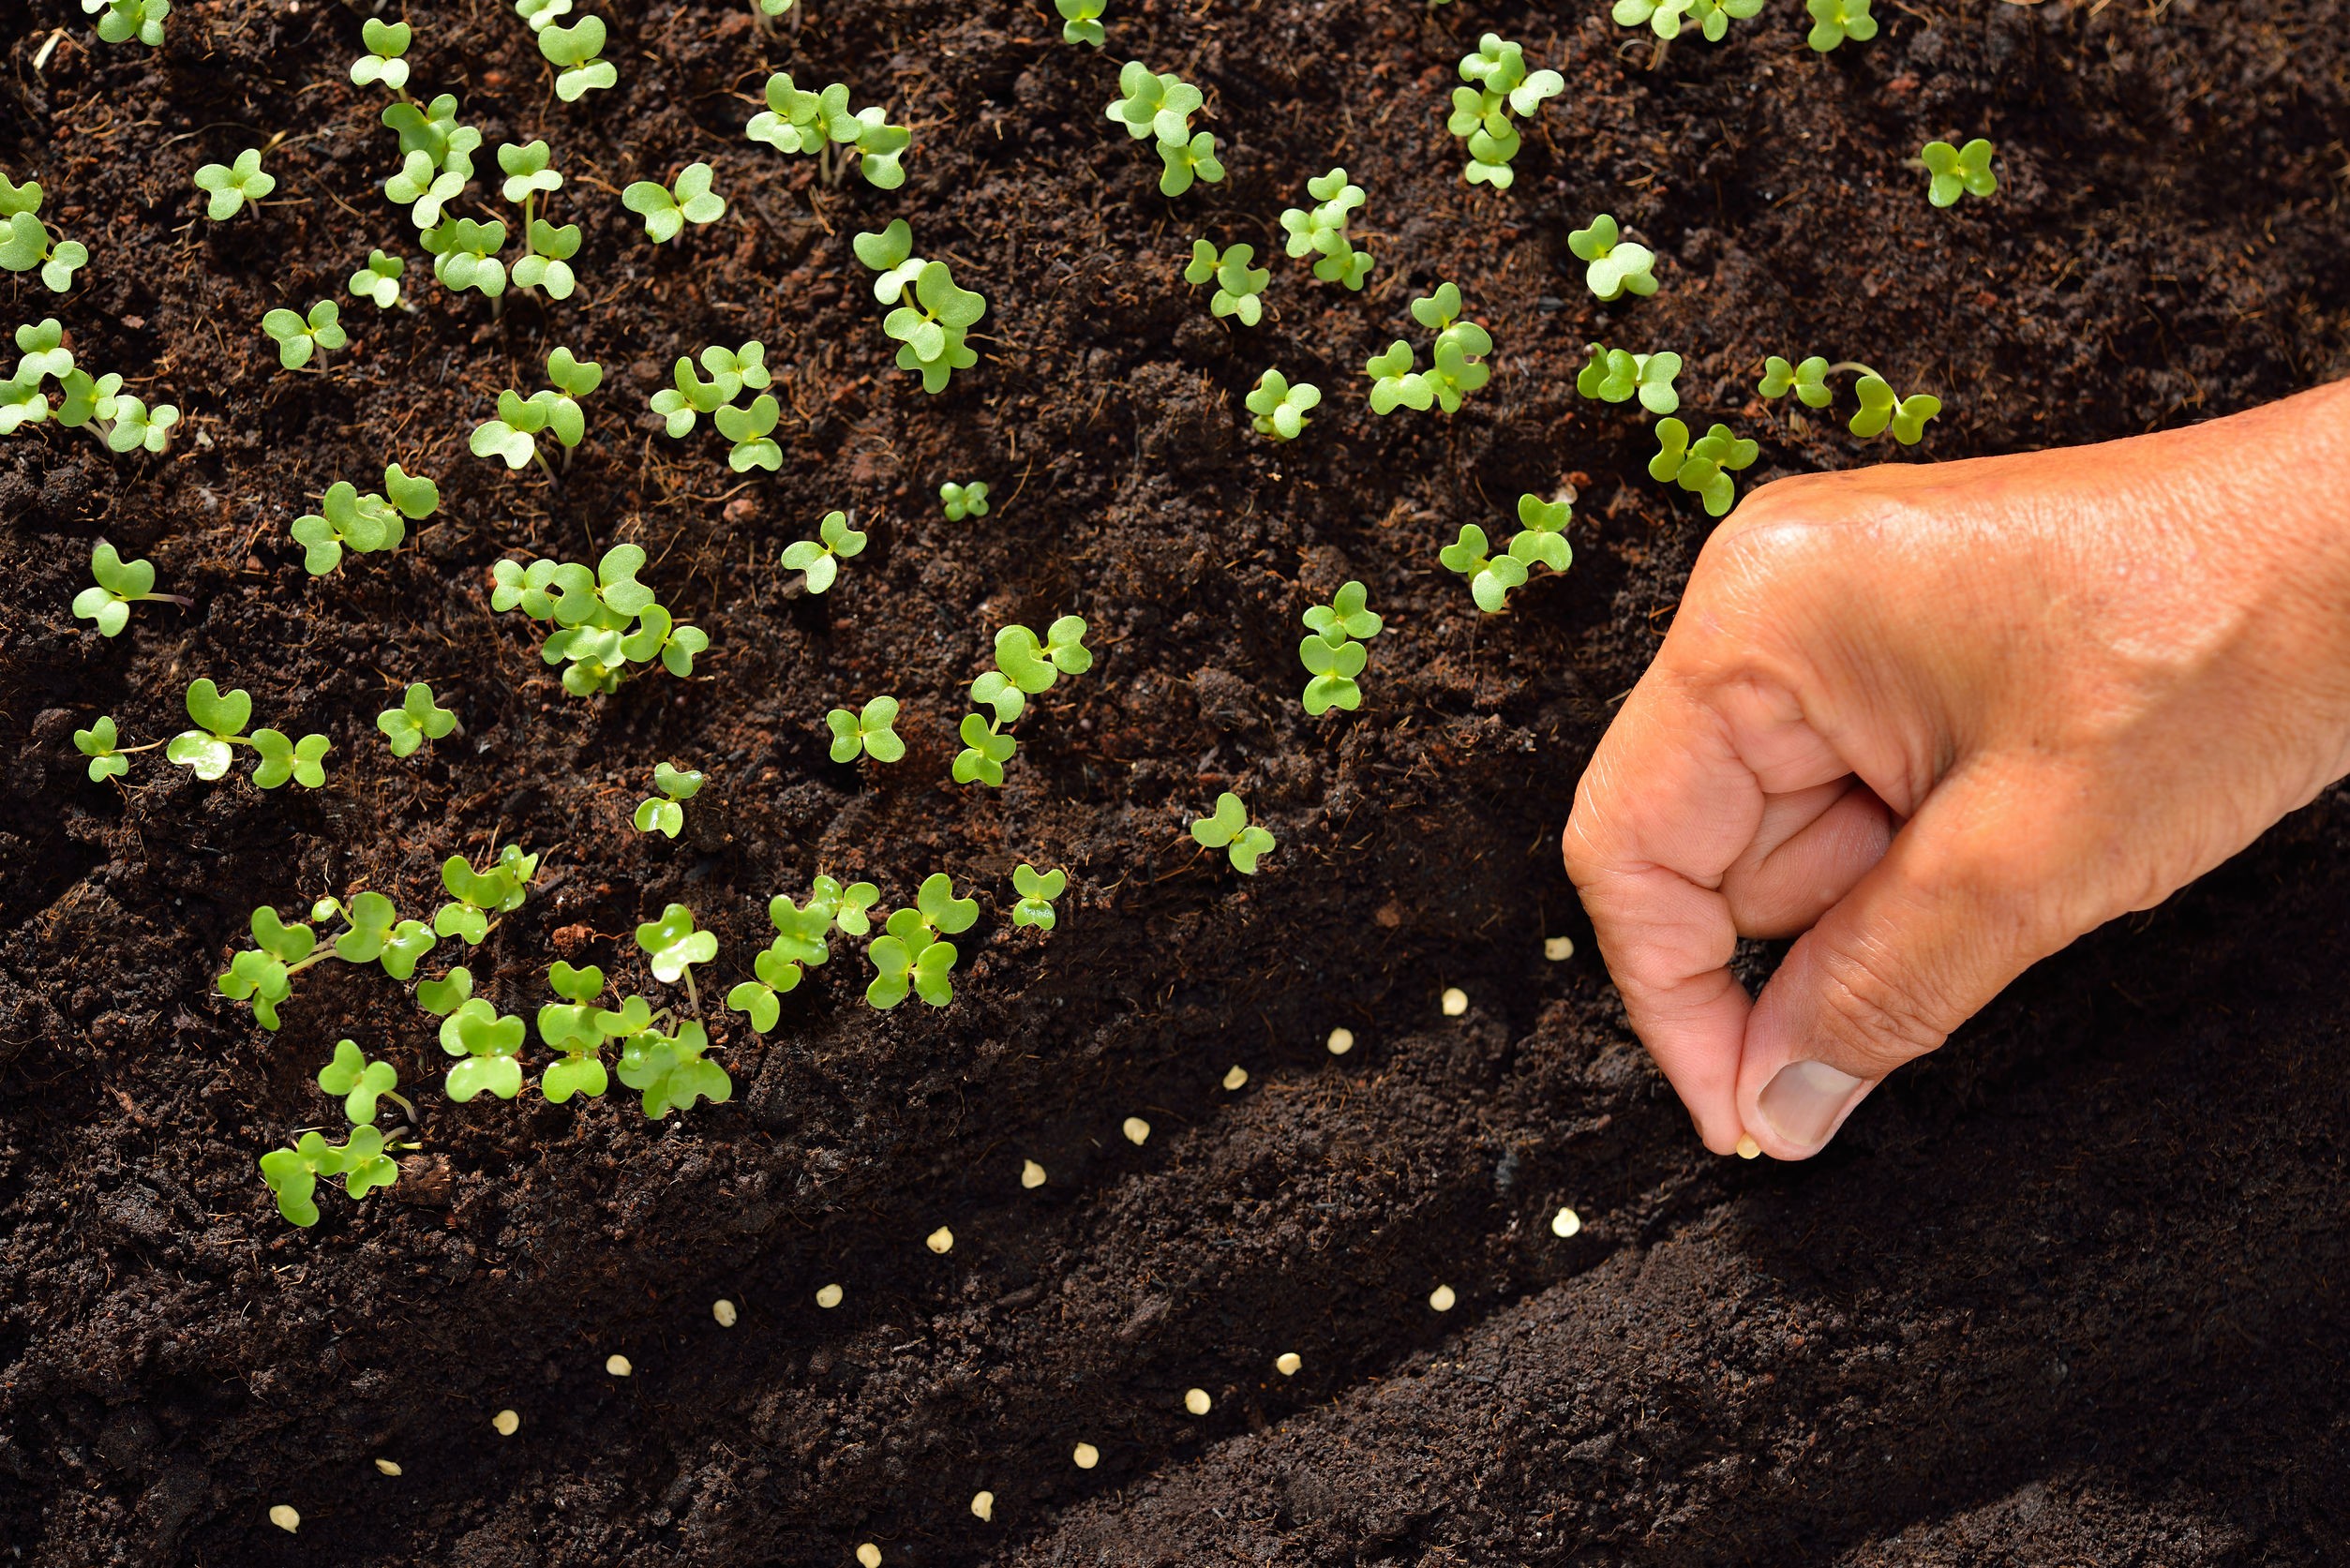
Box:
left=1563, top=379, right=2350, bottom=1158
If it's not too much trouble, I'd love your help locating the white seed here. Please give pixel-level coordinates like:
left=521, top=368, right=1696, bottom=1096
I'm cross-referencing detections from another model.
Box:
left=856, top=1544, right=882, bottom=1568
left=816, top=1282, right=845, bottom=1307
left=1222, top=1065, right=1249, bottom=1090
left=1121, top=1116, right=1150, bottom=1145
left=491, top=1409, right=519, bottom=1436
left=1429, top=1284, right=1457, bottom=1312
left=373, top=1457, right=402, bottom=1476
left=970, top=1489, right=995, bottom=1522
left=926, top=1226, right=955, bottom=1254
left=606, top=1354, right=633, bottom=1377
left=1325, top=1027, right=1354, bottom=1055
left=1441, top=988, right=1468, bottom=1017
left=1071, top=1441, right=1100, bottom=1470
left=712, top=1298, right=739, bottom=1327
left=268, top=1504, right=300, bottom=1533
left=1544, top=935, right=1576, bottom=961
left=1736, top=1134, right=1761, bottom=1160
left=1275, top=1351, right=1301, bottom=1377
left=1021, top=1159, right=1046, bottom=1188
left=1550, top=1206, right=1582, bottom=1239
left=1183, top=1387, right=1211, bottom=1415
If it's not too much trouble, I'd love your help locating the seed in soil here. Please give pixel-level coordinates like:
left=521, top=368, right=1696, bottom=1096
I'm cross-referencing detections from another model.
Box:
left=712, top=1298, right=738, bottom=1327
left=1072, top=1442, right=1100, bottom=1469
left=1326, top=1027, right=1355, bottom=1054
left=1276, top=1352, right=1302, bottom=1376
left=856, top=1544, right=882, bottom=1568
left=1223, top=1065, right=1249, bottom=1089
left=268, top=1504, right=299, bottom=1533
left=1429, top=1284, right=1458, bottom=1311
left=1184, top=1388, right=1211, bottom=1415
left=1552, top=1207, right=1583, bottom=1238
left=373, top=1458, right=401, bottom=1476
left=1545, top=936, right=1575, bottom=961
left=606, top=1354, right=632, bottom=1377
left=927, top=1226, right=954, bottom=1253
left=1442, top=988, right=1468, bottom=1016
left=816, top=1283, right=845, bottom=1307
left=971, top=1490, right=995, bottom=1521
left=1122, top=1116, right=1151, bottom=1144
left=1021, top=1159, right=1046, bottom=1188
left=1737, top=1135, right=1762, bottom=1159
left=492, top=1409, right=519, bottom=1436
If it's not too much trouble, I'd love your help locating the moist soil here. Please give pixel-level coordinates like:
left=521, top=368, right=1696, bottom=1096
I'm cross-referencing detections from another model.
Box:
left=4, top=0, right=2350, bottom=1563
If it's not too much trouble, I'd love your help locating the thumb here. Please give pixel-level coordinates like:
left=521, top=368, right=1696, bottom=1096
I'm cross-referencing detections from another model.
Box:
left=1734, top=769, right=2086, bottom=1158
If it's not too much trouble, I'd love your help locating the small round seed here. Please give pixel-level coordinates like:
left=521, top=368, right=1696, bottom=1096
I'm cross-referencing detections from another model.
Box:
left=1021, top=1159, right=1046, bottom=1189
left=1121, top=1116, right=1150, bottom=1145
left=1072, top=1441, right=1100, bottom=1469
left=970, top=1489, right=995, bottom=1522
left=856, top=1544, right=882, bottom=1568
left=373, top=1457, right=402, bottom=1476
left=927, top=1226, right=955, bottom=1253
left=269, top=1504, right=300, bottom=1533
left=1736, top=1135, right=1761, bottom=1160
left=712, top=1298, right=738, bottom=1328
left=1275, top=1351, right=1301, bottom=1377
left=491, top=1409, right=519, bottom=1436
left=1544, top=935, right=1575, bottom=961
left=816, top=1282, right=845, bottom=1308
left=1551, top=1206, right=1582, bottom=1239
left=1183, top=1387, right=1211, bottom=1415
left=1429, top=1284, right=1457, bottom=1312
left=1440, top=987, right=1468, bottom=1016
left=1222, top=1065, right=1248, bottom=1090
left=1325, top=1027, right=1354, bottom=1055
left=606, top=1354, right=632, bottom=1378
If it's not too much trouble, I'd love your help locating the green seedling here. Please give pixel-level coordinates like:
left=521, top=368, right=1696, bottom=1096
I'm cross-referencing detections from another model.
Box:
left=291, top=464, right=439, bottom=575
left=751, top=0, right=794, bottom=26
left=1440, top=494, right=1574, bottom=613
left=623, top=164, right=726, bottom=244
left=319, top=1039, right=405, bottom=1126
left=1, top=317, right=75, bottom=431
left=1105, top=62, right=1220, bottom=197
left=744, top=74, right=912, bottom=188
left=1806, top=0, right=1878, bottom=50
left=649, top=340, right=772, bottom=438
left=1, top=175, right=90, bottom=293
left=382, top=97, right=482, bottom=231
left=715, top=395, right=782, bottom=472
left=498, top=141, right=581, bottom=298
left=421, top=217, right=507, bottom=299
left=259, top=1126, right=396, bottom=1227
left=1191, top=792, right=1274, bottom=875
left=1184, top=240, right=1269, bottom=325
left=316, top=889, right=438, bottom=980
left=852, top=219, right=927, bottom=304
left=1649, top=418, right=1759, bottom=516
left=1370, top=281, right=1494, bottom=414
left=490, top=545, right=707, bottom=694
left=73, top=541, right=188, bottom=636
left=1449, top=34, right=1563, bottom=188
left=953, top=710, right=1019, bottom=787
left=471, top=348, right=603, bottom=470
left=1056, top=0, right=1105, bottom=43
left=534, top=962, right=625, bottom=1102
left=1011, top=864, right=1066, bottom=930
left=636, top=902, right=718, bottom=1009
left=1612, top=0, right=1763, bottom=41
left=828, top=696, right=905, bottom=764
left=939, top=480, right=990, bottom=520
left=1920, top=138, right=1998, bottom=207
left=86, top=0, right=172, bottom=47
left=350, top=17, right=412, bottom=90
left=781, top=510, right=867, bottom=593
left=1569, top=214, right=1657, bottom=302
left=1366, top=341, right=1431, bottom=414
left=866, top=873, right=978, bottom=1009
left=881, top=261, right=987, bottom=394
left=995, top=616, right=1093, bottom=693
left=193, top=148, right=275, bottom=221
left=537, top=16, right=617, bottom=100
left=262, top=301, right=348, bottom=371
left=635, top=761, right=706, bottom=837
left=165, top=679, right=329, bottom=787
left=617, top=1019, right=730, bottom=1117
left=441, top=996, right=527, bottom=1101
left=377, top=681, right=457, bottom=756
left=1758, top=355, right=1942, bottom=444
left=415, top=965, right=473, bottom=1017
left=433, top=844, right=540, bottom=945
left=73, top=715, right=161, bottom=781
left=1245, top=370, right=1320, bottom=441
left=1299, top=579, right=1382, bottom=714
left=1279, top=168, right=1374, bottom=291
left=516, top=0, right=575, bottom=30
left=48, top=372, right=178, bottom=455
left=1576, top=343, right=1682, bottom=414
left=350, top=249, right=408, bottom=310
left=1159, top=131, right=1224, bottom=198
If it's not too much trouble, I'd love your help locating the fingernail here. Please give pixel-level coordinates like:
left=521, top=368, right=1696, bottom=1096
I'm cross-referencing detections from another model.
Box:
left=1759, top=1060, right=1865, bottom=1151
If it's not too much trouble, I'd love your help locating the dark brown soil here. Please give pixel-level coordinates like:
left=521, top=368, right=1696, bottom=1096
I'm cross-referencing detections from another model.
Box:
left=4, top=0, right=2348, bottom=1563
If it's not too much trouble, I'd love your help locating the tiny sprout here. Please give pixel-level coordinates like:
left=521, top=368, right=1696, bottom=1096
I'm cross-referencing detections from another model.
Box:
left=0, top=175, right=90, bottom=294
left=882, top=261, right=987, bottom=394
left=193, top=148, right=275, bottom=221
left=1299, top=579, right=1382, bottom=715
left=995, top=615, right=1093, bottom=693
left=1072, top=1442, right=1100, bottom=1470
left=1010, top=863, right=1065, bottom=930
left=259, top=1125, right=396, bottom=1226
left=166, top=679, right=330, bottom=788
left=1612, top=0, right=1763, bottom=42
left=1429, top=1283, right=1457, bottom=1311
left=1184, top=240, right=1270, bottom=325
left=1441, top=986, right=1469, bottom=1016
left=74, top=541, right=188, bottom=635
left=441, top=996, right=527, bottom=1101
left=1440, top=492, right=1572, bottom=614
left=1326, top=1027, right=1354, bottom=1055
left=634, top=761, right=706, bottom=837
left=434, top=844, right=540, bottom=945
left=1759, top=353, right=1942, bottom=441
left=291, top=464, right=438, bottom=575
left=471, top=348, right=603, bottom=470
left=320, top=889, right=437, bottom=981
left=1191, top=792, right=1274, bottom=874
left=350, top=17, right=412, bottom=90
left=866, top=873, right=977, bottom=1009
left=1223, top=1065, right=1248, bottom=1090
left=1245, top=370, right=1320, bottom=441
left=350, top=249, right=407, bottom=310
left=712, top=1298, right=738, bottom=1327
left=1021, top=1158, right=1046, bottom=1187
left=535, top=961, right=626, bottom=1101
left=827, top=696, right=905, bottom=765
left=492, top=1410, right=520, bottom=1436
left=319, top=1038, right=401, bottom=1126
left=262, top=301, right=348, bottom=371
left=622, top=164, right=726, bottom=244
left=415, top=965, right=473, bottom=1018
left=1921, top=138, right=1998, bottom=207
left=1280, top=168, right=1375, bottom=291
left=636, top=902, right=718, bottom=1008
left=1568, top=214, right=1657, bottom=302
left=1648, top=417, right=1759, bottom=516
left=852, top=218, right=925, bottom=304
left=1576, top=343, right=1682, bottom=415
left=606, top=1354, right=632, bottom=1377
left=939, top=480, right=990, bottom=520
left=926, top=1226, right=954, bottom=1254
left=74, top=715, right=160, bottom=782
left=1805, top=0, right=1878, bottom=51
left=1551, top=1206, right=1582, bottom=1238
left=650, top=340, right=772, bottom=437
left=537, top=16, right=618, bottom=101
left=1275, top=1351, right=1301, bottom=1376
left=421, top=216, right=508, bottom=298
left=378, top=681, right=457, bottom=757
left=1055, top=0, right=1106, bottom=45
left=1449, top=34, right=1563, bottom=188
left=816, top=1282, right=845, bottom=1307
left=781, top=510, right=867, bottom=593
left=87, top=0, right=172, bottom=48
left=714, top=395, right=782, bottom=472
left=1158, top=129, right=1224, bottom=198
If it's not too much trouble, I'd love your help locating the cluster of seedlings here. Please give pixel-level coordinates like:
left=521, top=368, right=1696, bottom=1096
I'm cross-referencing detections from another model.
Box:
left=1107, top=61, right=1224, bottom=197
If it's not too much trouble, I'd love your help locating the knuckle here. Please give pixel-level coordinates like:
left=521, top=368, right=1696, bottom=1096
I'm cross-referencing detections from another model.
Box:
left=1810, top=939, right=1953, bottom=1071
